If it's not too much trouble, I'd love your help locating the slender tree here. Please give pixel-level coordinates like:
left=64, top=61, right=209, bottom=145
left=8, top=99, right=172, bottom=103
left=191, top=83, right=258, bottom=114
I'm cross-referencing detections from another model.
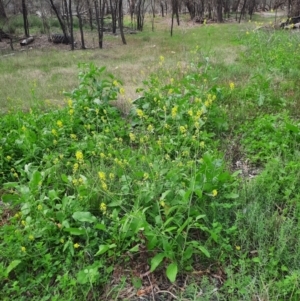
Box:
left=0, top=0, right=7, bottom=20
left=22, top=0, right=30, bottom=37
left=118, top=0, right=126, bottom=44
left=48, top=0, right=69, bottom=40
left=69, top=0, right=74, bottom=50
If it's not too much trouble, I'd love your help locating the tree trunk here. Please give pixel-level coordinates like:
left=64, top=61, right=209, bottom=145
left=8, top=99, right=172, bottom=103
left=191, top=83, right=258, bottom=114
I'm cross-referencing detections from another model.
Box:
left=0, top=0, right=7, bottom=20
left=48, top=0, right=69, bottom=40
left=76, top=3, right=86, bottom=49
left=69, top=0, right=74, bottom=50
left=94, top=0, right=102, bottom=48
left=216, top=0, right=223, bottom=22
left=86, top=0, right=94, bottom=30
left=118, top=0, right=126, bottom=44
left=22, top=0, right=30, bottom=37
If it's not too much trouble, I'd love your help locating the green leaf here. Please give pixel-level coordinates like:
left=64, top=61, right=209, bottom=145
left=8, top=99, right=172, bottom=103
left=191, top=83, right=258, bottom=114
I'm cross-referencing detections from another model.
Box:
left=64, top=228, right=86, bottom=235
left=193, top=243, right=210, bottom=258
left=5, top=260, right=21, bottom=277
left=61, top=174, right=69, bottom=183
left=129, top=244, right=139, bottom=252
left=95, top=244, right=116, bottom=256
left=72, top=212, right=97, bottom=223
left=30, top=171, right=42, bottom=189
left=150, top=253, right=165, bottom=272
left=94, top=223, right=106, bottom=231
left=166, top=263, right=178, bottom=283
left=1, top=193, right=20, bottom=203
left=252, top=257, right=261, bottom=263
left=224, top=193, right=239, bottom=199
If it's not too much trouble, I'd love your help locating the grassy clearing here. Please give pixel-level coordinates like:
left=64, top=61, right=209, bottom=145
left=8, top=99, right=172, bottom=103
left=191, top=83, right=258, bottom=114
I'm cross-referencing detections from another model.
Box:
left=1, top=15, right=300, bottom=300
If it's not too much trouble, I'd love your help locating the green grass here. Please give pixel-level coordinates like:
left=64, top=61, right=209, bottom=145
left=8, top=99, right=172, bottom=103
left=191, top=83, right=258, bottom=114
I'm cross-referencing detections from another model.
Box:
left=1, top=15, right=300, bottom=300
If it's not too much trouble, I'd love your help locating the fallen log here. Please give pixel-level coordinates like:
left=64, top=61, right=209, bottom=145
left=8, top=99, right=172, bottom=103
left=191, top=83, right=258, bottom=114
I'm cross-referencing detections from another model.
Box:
left=20, top=36, right=34, bottom=46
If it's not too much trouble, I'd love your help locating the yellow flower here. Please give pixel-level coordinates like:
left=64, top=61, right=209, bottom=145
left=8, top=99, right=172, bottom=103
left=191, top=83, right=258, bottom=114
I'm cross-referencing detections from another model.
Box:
left=56, top=120, right=63, bottom=127
left=101, top=181, right=108, bottom=191
left=51, top=129, right=58, bottom=136
left=159, top=55, right=165, bottom=63
left=129, top=133, right=136, bottom=142
left=147, top=124, right=154, bottom=133
left=6, top=155, right=12, bottom=161
left=119, top=87, right=125, bottom=95
left=74, top=243, right=80, bottom=249
left=68, top=99, right=73, bottom=107
left=29, top=235, right=34, bottom=241
left=21, top=220, right=26, bottom=226
left=21, top=246, right=26, bottom=252
left=100, top=153, right=105, bottom=159
left=229, top=82, right=235, bottom=90
left=37, top=204, right=42, bottom=210
left=143, top=173, right=149, bottom=180
left=136, top=109, right=144, bottom=118
left=109, top=173, right=115, bottom=180
left=100, top=202, right=107, bottom=211
left=98, top=171, right=106, bottom=181
left=21, top=125, right=26, bottom=131
left=113, top=80, right=119, bottom=87
left=75, top=151, right=84, bottom=163
left=179, top=126, right=187, bottom=134
left=69, top=109, right=74, bottom=115
left=171, top=106, right=178, bottom=118
left=212, top=189, right=218, bottom=197
left=200, top=141, right=205, bottom=148
left=73, top=163, right=79, bottom=173
left=160, top=200, right=165, bottom=207
left=236, top=245, right=241, bottom=251
left=70, top=134, right=78, bottom=140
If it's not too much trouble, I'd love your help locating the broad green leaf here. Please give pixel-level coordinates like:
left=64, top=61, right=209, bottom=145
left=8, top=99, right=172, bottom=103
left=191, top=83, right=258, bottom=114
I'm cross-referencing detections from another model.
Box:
left=64, top=228, right=86, bottom=235
left=129, top=244, right=139, bottom=252
left=95, top=244, right=116, bottom=256
left=1, top=193, right=20, bottom=203
left=150, top=253, right=165, bottom=272
left=166, top=263, right=178, bottom=283
left=194, top=244, right=210, bottom=258
left=224, top=193, right=239, bottom=199
left=94, top=223, right=106, bottom=231
left=72, top=212, right=97, bottom=223
left=5, top=260, right=21, bottom=277
left=61, top=174, right=69, bottom=183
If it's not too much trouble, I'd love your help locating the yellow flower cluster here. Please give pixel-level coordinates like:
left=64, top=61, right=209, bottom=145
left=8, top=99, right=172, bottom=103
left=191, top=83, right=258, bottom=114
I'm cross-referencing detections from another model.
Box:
left=171, top=106, right=178, bottom=118
left=136, top=109, right=145, bottom=118
left=56, top=120, right=63, bottom=128
left=75, top=151, right=84, bottom=163
left=129, top=133, right=136, bottom=142
left=100, top=202, right=107, bottom=213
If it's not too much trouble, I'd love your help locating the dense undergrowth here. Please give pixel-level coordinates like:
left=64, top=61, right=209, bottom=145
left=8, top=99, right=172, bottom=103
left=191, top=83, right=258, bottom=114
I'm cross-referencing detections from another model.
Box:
left=1, top=26, right=300, bottom=301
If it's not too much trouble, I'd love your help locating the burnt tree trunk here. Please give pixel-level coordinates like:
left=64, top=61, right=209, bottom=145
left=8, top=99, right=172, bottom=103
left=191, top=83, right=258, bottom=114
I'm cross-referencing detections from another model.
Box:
left=110, top=0, right=117, bottom=33
left=216, top=0, right=223, bottom=22
left=86, top=0, right=94, bottom=30
left=22, top=0, right=29, bottom=37
left=76, top=3, right=86, bottom=49
left=49, top=0, right=69, bottom=40
left=94, top=0, right=102, bottom=48
left=69, top=0, right=74, bottom=50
